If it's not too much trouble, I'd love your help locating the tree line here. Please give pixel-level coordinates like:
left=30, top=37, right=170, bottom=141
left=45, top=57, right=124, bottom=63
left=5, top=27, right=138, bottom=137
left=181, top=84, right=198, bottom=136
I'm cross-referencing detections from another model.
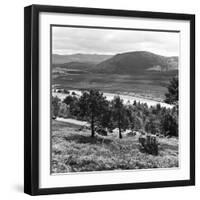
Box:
left=52, top=77, right=178, bottom=138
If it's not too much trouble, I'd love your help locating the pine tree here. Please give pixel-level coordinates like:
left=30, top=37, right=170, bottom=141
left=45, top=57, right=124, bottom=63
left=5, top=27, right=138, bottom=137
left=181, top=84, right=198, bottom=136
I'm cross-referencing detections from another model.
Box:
left=78, top=90, right=108, bottom=137
left=165, top=77, right=178, bottom=105
left=111, top=96, right=128, bottom=139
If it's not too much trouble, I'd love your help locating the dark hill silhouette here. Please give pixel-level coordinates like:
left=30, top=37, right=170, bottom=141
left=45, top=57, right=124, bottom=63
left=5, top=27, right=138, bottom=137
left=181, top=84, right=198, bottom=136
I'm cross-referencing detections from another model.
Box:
left=94, top=51, right=178, bottom=74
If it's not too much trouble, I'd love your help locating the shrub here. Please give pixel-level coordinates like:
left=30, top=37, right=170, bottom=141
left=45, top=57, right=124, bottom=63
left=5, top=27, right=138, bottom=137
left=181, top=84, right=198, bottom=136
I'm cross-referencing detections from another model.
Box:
left=63, top=89, right=70, bottom=94
left=58, top=103, right=69, bottom=118
left=57, top=89, right=62, bottom=93
left=139, top=134, right=159, bottom=155
left=126, top=131, right=137, bottom=137
left=52, top=96, right=60, bottom=118
left=95, top=127, right=108, bottom=136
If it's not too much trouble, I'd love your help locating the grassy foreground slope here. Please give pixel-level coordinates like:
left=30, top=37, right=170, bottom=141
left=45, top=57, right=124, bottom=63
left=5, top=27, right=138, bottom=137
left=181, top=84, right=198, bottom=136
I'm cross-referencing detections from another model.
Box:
left=51, top=120, right=178, bottom=173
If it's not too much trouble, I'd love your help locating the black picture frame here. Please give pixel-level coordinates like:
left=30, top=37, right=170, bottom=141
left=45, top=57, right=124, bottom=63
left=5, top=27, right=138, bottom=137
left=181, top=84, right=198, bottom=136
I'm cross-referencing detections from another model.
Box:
left=24, top=4, right=195, bottom=196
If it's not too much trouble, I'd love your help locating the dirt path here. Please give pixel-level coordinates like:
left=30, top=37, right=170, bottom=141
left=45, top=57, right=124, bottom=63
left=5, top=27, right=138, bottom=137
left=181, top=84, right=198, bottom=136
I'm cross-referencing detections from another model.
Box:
left=56, top=117, right=90, bottom=127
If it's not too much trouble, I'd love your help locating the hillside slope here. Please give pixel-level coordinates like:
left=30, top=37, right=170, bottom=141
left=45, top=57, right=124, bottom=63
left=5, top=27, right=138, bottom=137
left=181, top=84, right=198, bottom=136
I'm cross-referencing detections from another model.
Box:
left=52, top=53, right=113, bottom=64
left=94, top=51, right=178, bottom=74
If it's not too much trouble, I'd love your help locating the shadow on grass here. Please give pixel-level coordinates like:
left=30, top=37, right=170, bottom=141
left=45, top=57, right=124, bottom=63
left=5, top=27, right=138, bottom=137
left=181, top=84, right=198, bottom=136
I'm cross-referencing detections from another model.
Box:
left=63, top=134, right=113, bottom=145
left=159, top=143, right=178, bottom=151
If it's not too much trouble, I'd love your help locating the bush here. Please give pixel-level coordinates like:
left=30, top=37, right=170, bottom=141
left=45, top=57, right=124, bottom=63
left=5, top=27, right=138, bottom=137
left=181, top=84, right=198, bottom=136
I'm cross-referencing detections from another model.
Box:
left=95, top=127, right=108, bottom=136
left=58, top=103, right=69, bottom=118
left=126, top=131, right=137, bottom=137
left=52, top=96, right=60, bottom=118
left=63, top=89, right=70, bottom=94
left=57, top=89, right=62, bottom=93
left=139, top=134, right=159, bottom=155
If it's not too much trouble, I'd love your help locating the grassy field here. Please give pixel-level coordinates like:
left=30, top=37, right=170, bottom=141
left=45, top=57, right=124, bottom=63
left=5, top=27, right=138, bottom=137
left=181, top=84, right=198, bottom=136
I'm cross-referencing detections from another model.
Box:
left=51, top=120, right=179, bottom=174
left=52, top=71, right=177, bottom=101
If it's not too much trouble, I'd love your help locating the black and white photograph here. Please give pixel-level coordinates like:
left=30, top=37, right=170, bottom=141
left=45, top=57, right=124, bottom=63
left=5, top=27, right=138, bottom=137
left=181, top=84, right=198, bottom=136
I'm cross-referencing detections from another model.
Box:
left=23, top=4, right=195, bottom=195
left=51, top=25, right=179, bottom=174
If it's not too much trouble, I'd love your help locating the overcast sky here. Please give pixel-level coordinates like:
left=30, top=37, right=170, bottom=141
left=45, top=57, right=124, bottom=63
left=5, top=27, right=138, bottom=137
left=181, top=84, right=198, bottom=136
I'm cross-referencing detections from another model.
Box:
left=52, top=26, right=179, bottom=57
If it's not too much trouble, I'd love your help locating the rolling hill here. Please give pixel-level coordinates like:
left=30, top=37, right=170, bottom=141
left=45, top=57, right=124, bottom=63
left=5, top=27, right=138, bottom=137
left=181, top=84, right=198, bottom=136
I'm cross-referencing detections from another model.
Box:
left=52, top=53, right=113, bottom=64
left=52, top=61, right=95, bottom=71
left=94, top=51, right=178, bottom=74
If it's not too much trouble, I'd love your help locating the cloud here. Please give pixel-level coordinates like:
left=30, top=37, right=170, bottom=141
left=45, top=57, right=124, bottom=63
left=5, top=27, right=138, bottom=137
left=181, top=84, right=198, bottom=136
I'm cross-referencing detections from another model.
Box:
left=52, top=26, right=179, bottom=56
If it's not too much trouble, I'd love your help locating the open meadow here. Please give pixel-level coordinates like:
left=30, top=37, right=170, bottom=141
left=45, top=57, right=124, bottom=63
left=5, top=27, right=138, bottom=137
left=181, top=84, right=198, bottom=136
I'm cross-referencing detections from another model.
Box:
left=51, top=120, right=179, bottom=173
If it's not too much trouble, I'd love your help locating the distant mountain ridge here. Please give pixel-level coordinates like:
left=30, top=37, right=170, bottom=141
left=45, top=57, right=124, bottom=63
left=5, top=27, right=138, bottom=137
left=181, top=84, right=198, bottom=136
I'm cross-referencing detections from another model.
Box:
left=52, top=53, right=113, bottom=64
